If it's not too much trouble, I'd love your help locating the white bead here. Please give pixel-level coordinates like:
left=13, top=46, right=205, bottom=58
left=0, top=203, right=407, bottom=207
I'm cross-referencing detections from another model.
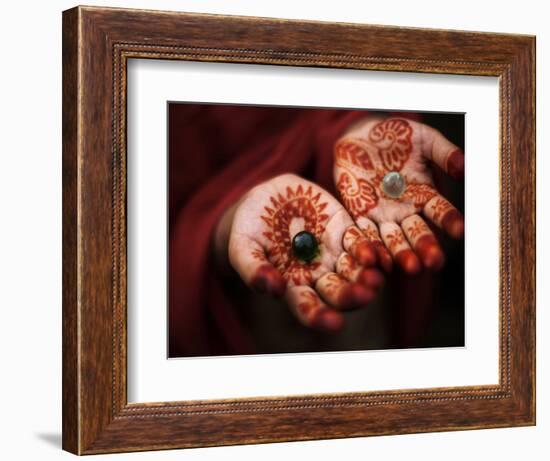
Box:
left=382, top=172, right=406, bottom=199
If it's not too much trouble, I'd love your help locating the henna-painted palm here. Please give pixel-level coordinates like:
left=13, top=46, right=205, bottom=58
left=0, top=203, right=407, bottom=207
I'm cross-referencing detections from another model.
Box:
left=334, top=116, right=465, bottom=273
left=228, top=174, right=384, bottom=332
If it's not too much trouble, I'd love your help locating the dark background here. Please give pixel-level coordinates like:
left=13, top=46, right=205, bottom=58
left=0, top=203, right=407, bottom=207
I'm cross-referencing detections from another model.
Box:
left=414, top=112, right=464, bottom=348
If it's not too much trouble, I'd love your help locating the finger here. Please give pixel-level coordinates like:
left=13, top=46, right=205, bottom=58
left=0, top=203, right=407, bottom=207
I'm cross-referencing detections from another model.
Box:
left=354, top=216, right=393, bottom=272
left=423, top=195, right=465, bottom=239
left=336, top=252, right=384, bottom=290
left=379, top=222, right=421, bottom=274
left=422, top=125, right=464, bottom=180
left=401, top=215, right=445, bottom=270
left=315, top=272, right=374, bottom=310
left=285, top=285, right=343, bottom=332
left=228, top=234, right=286, bottom=297
left=342, top=225, right=377, bottom=266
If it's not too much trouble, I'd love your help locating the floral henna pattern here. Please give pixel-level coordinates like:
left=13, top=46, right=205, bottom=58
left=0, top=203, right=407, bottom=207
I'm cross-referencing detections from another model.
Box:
left=321, top=273, right=343, bottom=297
left=407, top=220, right=430, bottom=240
left=334, top=139, right=374, bottom=170
left=401, top=182, right=437, bottom=208
left=334, top=118, right=448, bottom=240
left=385, top=229, right=405, bottom=253
left=361, top=226, right=381, bottom=242
left=336, top=172, right=378, bottom=219
left=332, top=117, right=463, bottom=272
left=368, top=118, right=413, bottom=171
left=430, top=197, right=454, bottom=222
left=250, top=248, right=267, bottom=261
left=334, top=139, right=379, bottom=218
left=337, top=254, right=355, bottom=280
left=260, top=185, right=329, bottom=286
left=334, top=120, right=418, bottom=220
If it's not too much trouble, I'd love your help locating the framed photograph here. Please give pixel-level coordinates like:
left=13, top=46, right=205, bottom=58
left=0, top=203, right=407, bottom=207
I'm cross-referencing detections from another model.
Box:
left=62, top=5, right=535, bottom=455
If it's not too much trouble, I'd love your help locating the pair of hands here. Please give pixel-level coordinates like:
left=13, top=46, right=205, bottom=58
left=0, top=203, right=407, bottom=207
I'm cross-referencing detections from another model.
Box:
left=216, top=116, right=464, bottom=332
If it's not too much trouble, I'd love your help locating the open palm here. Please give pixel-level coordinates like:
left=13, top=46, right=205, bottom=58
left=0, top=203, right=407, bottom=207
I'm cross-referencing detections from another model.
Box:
left=228, top=174, right=384, bottom=332
left=334, top=116, right=465, bottom=273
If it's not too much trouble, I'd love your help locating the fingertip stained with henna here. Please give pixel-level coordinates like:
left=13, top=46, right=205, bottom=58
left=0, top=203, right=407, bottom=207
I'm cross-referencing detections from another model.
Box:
left=251, top=264, right=287, bottom=297
left=373, top=241, right=393, bottom=272
left=415, top=235, right=445, bottom=271
left=447, top=149, right=465, bottom=180
left=357, top=267, right=384, bottom=289
left=442, top=209, right=465, bottom=239
left=354, top=240, right=377, bottom=266
left=338, top=283, right=375, bottom=310
left=296, top=290, right=344, bottom=332
left=311, top=308, right=345, bottom=333
left=395, top=249, right=421, bottom=274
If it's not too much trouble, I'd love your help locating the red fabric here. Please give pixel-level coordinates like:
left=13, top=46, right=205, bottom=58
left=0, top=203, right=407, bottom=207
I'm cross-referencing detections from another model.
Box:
left=168, top=105, right=421, bottom=357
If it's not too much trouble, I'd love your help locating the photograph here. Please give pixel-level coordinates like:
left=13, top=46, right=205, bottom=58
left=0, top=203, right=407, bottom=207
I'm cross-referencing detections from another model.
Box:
left=168, top=104, right=465, bottom=358
left=56, top=4, right=536, bottom=454
left=0, top=0, right=543, bottom=457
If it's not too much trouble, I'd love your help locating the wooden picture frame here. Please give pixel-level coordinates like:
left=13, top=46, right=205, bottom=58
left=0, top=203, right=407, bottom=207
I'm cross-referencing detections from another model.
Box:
left=62, top=5, right=535, bottom=455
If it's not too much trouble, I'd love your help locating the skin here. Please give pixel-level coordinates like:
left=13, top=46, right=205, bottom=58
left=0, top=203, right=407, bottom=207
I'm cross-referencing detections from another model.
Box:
left=214, top=174, right=385, bottom=333
left=333, top=116, right=465, bottom=273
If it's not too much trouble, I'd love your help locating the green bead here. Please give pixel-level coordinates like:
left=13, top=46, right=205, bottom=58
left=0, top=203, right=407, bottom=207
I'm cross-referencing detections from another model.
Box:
left=292, top=231, right=319, bottom=262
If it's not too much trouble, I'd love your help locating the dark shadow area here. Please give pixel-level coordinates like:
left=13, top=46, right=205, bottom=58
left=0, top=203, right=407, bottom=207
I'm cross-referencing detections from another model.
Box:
left=35, top=432, right=62, bottom=448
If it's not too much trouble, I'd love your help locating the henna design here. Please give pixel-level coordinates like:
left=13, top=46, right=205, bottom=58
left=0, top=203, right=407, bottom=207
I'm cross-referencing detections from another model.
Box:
left=446, top=149, right=465, bottom=179
left=261, top=184, right=329, bottom=286
left=251, top=264, right=286, bottom=297
left=317, top=272, right=373, bottom=310
left=332, top=117, right=463, bottom=270
left=407, top=220, right=430, bottom=240
left=342, top=227, right=361, bottom=253
left=334, top=139, right=374, bottom=170
left=337, top=253, right=384, bottom=291
left=394, top=249, right=421, bottom=274
left=250, top=248, right=266, bottom=261
left=358, top=267, right=385, bottom=289
left=368, top=119, right=413, bottom=171
left=362, top=226, right=381, bottom=242
left=336, top=171, right=378, bottom=218
left=347, top=227, right=361, bottom=239
left=337, top=254, right=355, bottom=281
left=385, top=229, right=405, bottom=253
left=402, top=183, right=437, bottom=208
left=284, top=260, right=319, bottom=286
left=430, top=197, right=453, bottom=222
left=295, top=291, right=343, bottom=331
left=297, top=291, right=324, bottom=318
left=343, top=226, right=377, bottom=266
left=415, top=235, right=445, bottom=270
left=321, top=273, right=344, bottom=297
left=426, top=196, right=464, bottom=238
